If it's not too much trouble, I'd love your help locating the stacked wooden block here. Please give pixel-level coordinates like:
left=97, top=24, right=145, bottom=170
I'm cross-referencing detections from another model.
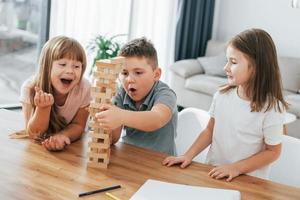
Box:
left=88, top=57, right=124, bottom=169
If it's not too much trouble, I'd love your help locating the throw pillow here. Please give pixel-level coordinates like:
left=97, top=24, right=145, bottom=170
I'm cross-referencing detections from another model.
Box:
left=197, top=54, right=227, bottom=77
left=278, top=57, right=300, bottom=93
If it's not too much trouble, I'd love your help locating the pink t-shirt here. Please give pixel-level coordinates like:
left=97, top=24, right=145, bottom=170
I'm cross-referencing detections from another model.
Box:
left=20, top=77, right=91, bottom=124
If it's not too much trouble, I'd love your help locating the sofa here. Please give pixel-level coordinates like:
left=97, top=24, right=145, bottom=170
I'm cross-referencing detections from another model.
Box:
left=169, top=40, right=300, bottom=138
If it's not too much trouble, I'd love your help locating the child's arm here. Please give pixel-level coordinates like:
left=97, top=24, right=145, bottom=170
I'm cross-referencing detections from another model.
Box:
left=208, top=143, right=281, bottom=181
left=95, top=103, right=173, bottom=132
left=24, top=87, right=54, bottom=138
left=111, top=126, right=123, bottom=144
left=162, top=117, right=215, bottom=168
left=42, top=107, right=89, bottom=151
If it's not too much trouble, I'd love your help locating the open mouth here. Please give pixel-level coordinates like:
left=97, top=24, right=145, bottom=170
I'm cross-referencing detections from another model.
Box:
left=128, top=88, right=137, bottom=93
left=60, top=78, right=73, bottom=85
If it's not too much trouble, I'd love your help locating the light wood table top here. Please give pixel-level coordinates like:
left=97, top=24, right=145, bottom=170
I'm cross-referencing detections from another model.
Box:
left=1, top=110, right=300, bottom=200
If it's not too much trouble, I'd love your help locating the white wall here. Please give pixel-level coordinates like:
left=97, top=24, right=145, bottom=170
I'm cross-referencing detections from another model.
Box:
left=212, top=0, right=300, bottom=58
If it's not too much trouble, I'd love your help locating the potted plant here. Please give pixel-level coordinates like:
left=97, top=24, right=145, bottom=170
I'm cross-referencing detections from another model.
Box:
left=86, top=34, right=125, bottom=76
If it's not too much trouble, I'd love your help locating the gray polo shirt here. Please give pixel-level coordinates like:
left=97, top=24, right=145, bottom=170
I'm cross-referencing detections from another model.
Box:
left=113, top=81, right=177, bottom=155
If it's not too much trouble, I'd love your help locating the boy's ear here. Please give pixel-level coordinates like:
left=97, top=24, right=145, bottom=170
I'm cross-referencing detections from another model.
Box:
left=154, top=67, right=161, bottom=81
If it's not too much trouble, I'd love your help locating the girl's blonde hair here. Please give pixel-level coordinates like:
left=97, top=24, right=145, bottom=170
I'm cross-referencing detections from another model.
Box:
left=30, top=36, right=87, bottom=140
left=220, top=28, right=288, bottom=112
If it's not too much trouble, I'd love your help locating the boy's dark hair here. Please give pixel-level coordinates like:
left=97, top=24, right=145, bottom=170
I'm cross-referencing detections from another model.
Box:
left=119, top=37, right=158, bottom=69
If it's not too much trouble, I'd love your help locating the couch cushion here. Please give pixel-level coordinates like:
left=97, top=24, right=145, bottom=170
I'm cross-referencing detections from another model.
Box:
left=285, top=94, right=300, bottom=118
left=197, top=53, right=227, bottom=77
left=282, top=90, right=295, bottom=96
left=185, top=74, right=228, bottom=96
left=170, top=59, right=204, bottom=78
left=205, top=40, right=227, bottom=56
left=278, top=57, right=300, bottom=93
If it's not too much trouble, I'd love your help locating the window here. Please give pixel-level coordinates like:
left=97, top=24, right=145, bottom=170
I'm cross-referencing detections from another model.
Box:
left=0, top=0, right=50, bottom=108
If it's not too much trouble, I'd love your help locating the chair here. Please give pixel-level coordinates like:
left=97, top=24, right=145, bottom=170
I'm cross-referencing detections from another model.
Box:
left=269, top=135, right=300, bottom=188
left=176, top=108, right=210, bottom=163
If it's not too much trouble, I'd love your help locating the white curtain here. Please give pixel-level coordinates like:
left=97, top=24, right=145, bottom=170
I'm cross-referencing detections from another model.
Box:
left=50, top=0, right=131, bottom=43
left=129, top=0, right=178, bottom=82
left=50, top=0, right=178, bottom=82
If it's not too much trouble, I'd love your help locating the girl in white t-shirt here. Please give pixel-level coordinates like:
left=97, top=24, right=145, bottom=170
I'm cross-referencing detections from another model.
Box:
left=163, top=29, right=288, bottom=181
left=20, top=36, right=91, bottom=151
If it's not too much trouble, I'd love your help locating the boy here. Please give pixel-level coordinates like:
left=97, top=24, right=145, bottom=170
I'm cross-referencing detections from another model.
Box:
left=95, top=38, right=177, bottom=155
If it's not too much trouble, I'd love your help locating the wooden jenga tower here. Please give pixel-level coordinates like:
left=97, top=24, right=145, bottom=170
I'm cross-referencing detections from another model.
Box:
left=88, top=57, right=124, bottom=169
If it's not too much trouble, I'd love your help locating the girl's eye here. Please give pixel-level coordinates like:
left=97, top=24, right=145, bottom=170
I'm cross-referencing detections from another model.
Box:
left=121, top=72, right=128, bottom=76
left=229, top=59, right=236, bottom=64
left=74, top=65, right=81, bottom=69
left=59, top=63, right=66, bottom=66
left=136, top=71, right=143, bottom=75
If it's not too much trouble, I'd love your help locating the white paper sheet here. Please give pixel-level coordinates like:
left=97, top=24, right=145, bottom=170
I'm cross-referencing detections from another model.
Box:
left=130, top=179, right=241, bottom=200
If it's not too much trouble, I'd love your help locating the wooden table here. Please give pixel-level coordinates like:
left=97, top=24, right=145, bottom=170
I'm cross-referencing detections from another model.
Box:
left=1, top=110, right=300, bottom=200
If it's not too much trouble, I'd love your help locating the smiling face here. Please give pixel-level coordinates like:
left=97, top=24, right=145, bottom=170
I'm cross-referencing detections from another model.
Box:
left=50, top=58, right=82, bottom=96
left=224, top=45, right=254, bottom=89
left=119, top=56, right=161, bottom=105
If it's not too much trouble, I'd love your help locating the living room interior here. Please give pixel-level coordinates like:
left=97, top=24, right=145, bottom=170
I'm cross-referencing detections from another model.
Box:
left=1, top=0, right=298, bottom=137
left=0, top=0, right=300, bottom=196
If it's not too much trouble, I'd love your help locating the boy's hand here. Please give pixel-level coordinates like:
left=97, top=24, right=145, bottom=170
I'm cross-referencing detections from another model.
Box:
left=95, top=104, right=125, bottom=130
left=208, top=163, right=241, bottom=182
left=162, top=155, right=192, bottom=168
left=34, top=86, right=54, bottom=108
left=41, top=134, right=71, bottom=151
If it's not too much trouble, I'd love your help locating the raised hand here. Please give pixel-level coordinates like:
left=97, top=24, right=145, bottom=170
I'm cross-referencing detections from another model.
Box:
left=34, top=86, right=54, bottom=108
left=162, top=155, right=192, bottom=168
left=41, top=134, right=71, bottom=151
left=208, top=163, right=241, bottom=182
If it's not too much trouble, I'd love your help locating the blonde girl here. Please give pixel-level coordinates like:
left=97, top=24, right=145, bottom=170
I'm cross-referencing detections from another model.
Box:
left=163, top=29, right=288, bottom=181
left=20, top=36, right=91, bottom=151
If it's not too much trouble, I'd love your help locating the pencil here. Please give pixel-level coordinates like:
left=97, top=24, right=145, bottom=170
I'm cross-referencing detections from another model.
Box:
left=106, top=192, right=122, bottom=200
left=78, top=185, right=121, bottom=197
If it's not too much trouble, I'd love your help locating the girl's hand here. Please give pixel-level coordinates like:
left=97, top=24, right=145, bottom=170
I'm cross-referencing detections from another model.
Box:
left=162, top=155, right=192, bottom=168
left=42, top=134, right=71, bottom=151
left=95, top=104, right=125, bottom=130
left=208, top=163, right=241, bottom=182
left=34, top=86, right=54, bottom=108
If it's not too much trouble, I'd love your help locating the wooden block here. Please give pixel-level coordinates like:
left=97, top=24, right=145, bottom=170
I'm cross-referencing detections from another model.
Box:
left=89, top=102, right=102, bottom=109
left=110, top=56, right=125, bottom=64
left=105, top=88, right=112, bottom=97
left=93, top=71, right=119, bottom=80
left=88, top=107, right=100, bottom=117
left=89, top=131, right=109, bottom=139
left=89, top=121, right=102, bottom=129
left=94, top=97, right=111, bottom=104
left=91, top=90, right=106, bottom=98
left=88, top=141, right=110, bottom=149
left=95, top=63, right=122, bottom=71
left=88, top=152, right=109, bottom=160
left=96, top=60, right=117, bottom=68
left=95, top=56, right=124, bottom=67
left=88, top=150, right=110, bottom=164
left=94, top=80, right=117, bottom=88
left=87, top=161, right=108, bottom=169
left=87, top=57, right=124, bottom=170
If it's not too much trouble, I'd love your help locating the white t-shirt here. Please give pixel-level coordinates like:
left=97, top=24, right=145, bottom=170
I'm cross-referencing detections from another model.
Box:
left=206, top=88, right=284, bottom=179
left=20, top=77, right=91, bottom=124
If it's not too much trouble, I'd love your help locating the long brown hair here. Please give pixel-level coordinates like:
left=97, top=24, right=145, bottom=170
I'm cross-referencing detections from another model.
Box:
left=30, top=36, right=87, bottom=139
left=220, top=28, right=288, bottom=112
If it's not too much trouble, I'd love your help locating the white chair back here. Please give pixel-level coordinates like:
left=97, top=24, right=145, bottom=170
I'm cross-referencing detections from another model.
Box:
left=176, top=108, right=210, bottom=163
left=269, top=135, right=300, bottom=188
